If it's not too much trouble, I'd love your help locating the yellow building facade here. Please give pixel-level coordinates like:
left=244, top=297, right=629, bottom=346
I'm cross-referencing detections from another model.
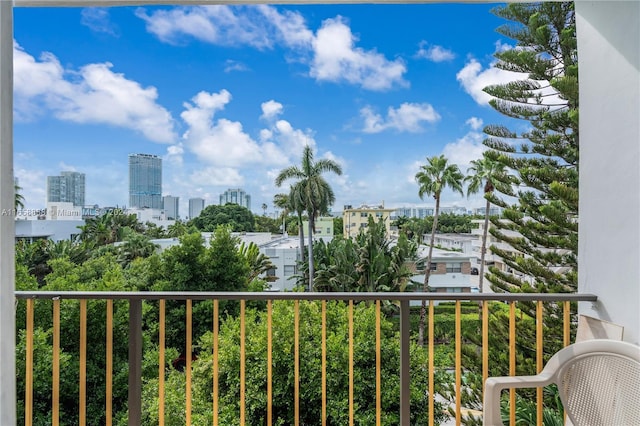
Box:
left=342, top=203, right=395, bottom=239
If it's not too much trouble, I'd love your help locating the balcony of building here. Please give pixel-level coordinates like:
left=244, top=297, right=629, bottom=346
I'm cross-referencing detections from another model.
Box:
left=15, top=291, right=598, bottom=426
left=1, top=1, right=639, bottom=425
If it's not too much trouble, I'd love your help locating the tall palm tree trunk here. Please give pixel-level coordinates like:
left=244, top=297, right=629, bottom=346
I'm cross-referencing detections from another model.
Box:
left=307, top=218, right=315, bottom=291
left=418, top=196, right=440, bottom=346
left=297, top=213, right=305, bottom=264
left=479, top=197, right=490, bottom=293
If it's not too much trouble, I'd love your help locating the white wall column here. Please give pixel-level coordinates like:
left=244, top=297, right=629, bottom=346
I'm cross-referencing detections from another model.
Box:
left=0, top=0, right=16, bottom=424
left=576, top=1, right=640, bottom=344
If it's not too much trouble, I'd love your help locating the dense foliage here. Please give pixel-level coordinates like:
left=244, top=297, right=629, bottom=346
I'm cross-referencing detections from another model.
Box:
left=141, top=301, right=450, bottom=426
left=189, top=204, right=255, bottom=232
left=483, top=2, right=579, bottom=296
left=451, top=3, right=579, bottom=424
left=311, top=216, right=416, bottom=294
left=393, top=213, right=477, bottom=241
left=15, top=225, right=272, bottom=425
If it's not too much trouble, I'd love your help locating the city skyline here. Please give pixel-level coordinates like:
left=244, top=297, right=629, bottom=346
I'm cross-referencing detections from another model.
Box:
left=15, top=4, right=521, bottom=215
left=34, top=159, right=501, bottom=216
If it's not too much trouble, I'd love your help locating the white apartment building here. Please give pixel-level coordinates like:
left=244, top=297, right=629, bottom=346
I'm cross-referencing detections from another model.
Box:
left=393, top=207, right=435, bottom=219
left=432, top=233, right=475, bottom=256
left=15, top=219, right=84, bottom=243
left=410, top=246, right=474, bottom=296
left=470, top=219, right=534, bottom=284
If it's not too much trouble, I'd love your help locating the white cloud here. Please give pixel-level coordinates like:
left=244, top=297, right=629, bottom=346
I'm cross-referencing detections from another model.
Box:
left=58, top=162, right=77, bottom=172
left=361, top=102, right=440, bottom=133
left=494, top=40, right=513, bottom=53
left=13, top=42, right=176, bottom=143
left=260, top=100, right=284, bottom=121
left=137, top=7, right=406, bottom=91
left=256, top=5, right=314, bottom=49
left=466, top=117, right=483, bottom=131
left=15, top=163, right=46, bottom=208
left=165, top=144, right=184, bottom=167
left=310, top=17, right=407, bottom=91
left=456, top=58, right=525, bottom=105
left=190, top=166, right=244, bottom=187
left=415, top=41, right=455, bottom=62
left=81, top=8, right=119, bottom=36
left=135, top=6, right=273, bottom=48
left=180, top=89, right=287, bottom=168
left=13, top=45, right=64, bottom=119
left=442, top=130, right=486, bottom=172
left=135, top=5, right=313, bottom=50
left=259, top=129, right=273, bottom=141
left=322, top=150, right=346, bottom=168
left=224, top=60, right=249, bottom=73
left=457, top=50, right=564, bottom=109
left=272, top=119, right=316, bottom=156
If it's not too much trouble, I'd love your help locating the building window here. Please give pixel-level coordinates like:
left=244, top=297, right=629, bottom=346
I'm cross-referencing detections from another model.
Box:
left=446, top=263, right=462, bottom=273
left=266, top=268, right=276, bottom=277
left=360, top=212, right=368, bottom=217
left=284, top=265, right=296, bottom=276
left=446, top=287, right=463, bottom=293
left=430, top=263, right=437, bottom=271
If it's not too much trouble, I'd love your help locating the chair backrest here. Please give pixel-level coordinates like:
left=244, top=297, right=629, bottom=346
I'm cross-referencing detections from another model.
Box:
left=552, top=340, right=640, bottom=425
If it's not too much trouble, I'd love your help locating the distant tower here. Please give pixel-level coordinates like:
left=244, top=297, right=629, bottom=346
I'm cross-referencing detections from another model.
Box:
left=129, top=154, right=162, bottom=209
left=162, top=195, right=179, bottom=220
left=220, top=188, right=251, bottom=211
left=47, top=171, right=85, bottom=206
left=189, top=197, right=205, bottom=219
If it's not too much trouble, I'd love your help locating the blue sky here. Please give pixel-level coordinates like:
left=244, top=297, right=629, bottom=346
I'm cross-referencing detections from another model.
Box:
left=13, top=3, right=527, bottom=216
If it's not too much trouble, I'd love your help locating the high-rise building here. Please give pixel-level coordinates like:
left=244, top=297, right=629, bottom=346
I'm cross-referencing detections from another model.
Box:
left=220, top=188, right=251, bottom=211
left=129, top=154, right=162, bottom=209
left=47, top=171, right=85, bottom=206
left=162, top=195, right=179, bottom=220
left=188, top=197, right=205, bottom=219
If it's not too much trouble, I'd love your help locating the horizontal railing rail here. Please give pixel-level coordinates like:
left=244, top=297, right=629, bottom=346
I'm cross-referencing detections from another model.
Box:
left=15, top=291, right=598, bottom=302
left=15, top=291, right=598, bottom=426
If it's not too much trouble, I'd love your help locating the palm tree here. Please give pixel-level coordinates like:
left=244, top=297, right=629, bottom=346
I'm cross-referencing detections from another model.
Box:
left=289, top=184, right=308, bottom=267
left=415, top=154, right=464, bottom=345
left=465, top=153, right=507, bottom=293
left=275, top=145, right=342, bottom=291
left=117, top=233, right=158, bottom=266
left=238, top=241, right=277, bottom=283
left=261, top=203, right=268, bottom=216
left=273, top=193, right=290, bottom=235
left=15, top=183, right=25, bottom=210
left=166, top=221, right=188, bottom=238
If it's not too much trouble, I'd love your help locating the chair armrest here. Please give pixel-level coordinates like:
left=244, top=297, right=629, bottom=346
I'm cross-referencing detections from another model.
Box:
left=483, top=373, right=554, bottom=426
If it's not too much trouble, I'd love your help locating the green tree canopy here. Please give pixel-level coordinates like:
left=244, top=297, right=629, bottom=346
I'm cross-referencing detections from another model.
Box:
left=141, top=301, right=449, bottom=426
left=482, top=2, right=579, bottom=296
left=189, top=204, right=255, bottom=232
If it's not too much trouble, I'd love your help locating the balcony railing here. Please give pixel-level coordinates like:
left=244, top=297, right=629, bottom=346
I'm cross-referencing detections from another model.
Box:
left=15, top=291, right=597, bottom=426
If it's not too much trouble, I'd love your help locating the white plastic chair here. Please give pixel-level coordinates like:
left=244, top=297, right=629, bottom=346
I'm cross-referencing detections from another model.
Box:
left=483, top=339, right=640, bottom=426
